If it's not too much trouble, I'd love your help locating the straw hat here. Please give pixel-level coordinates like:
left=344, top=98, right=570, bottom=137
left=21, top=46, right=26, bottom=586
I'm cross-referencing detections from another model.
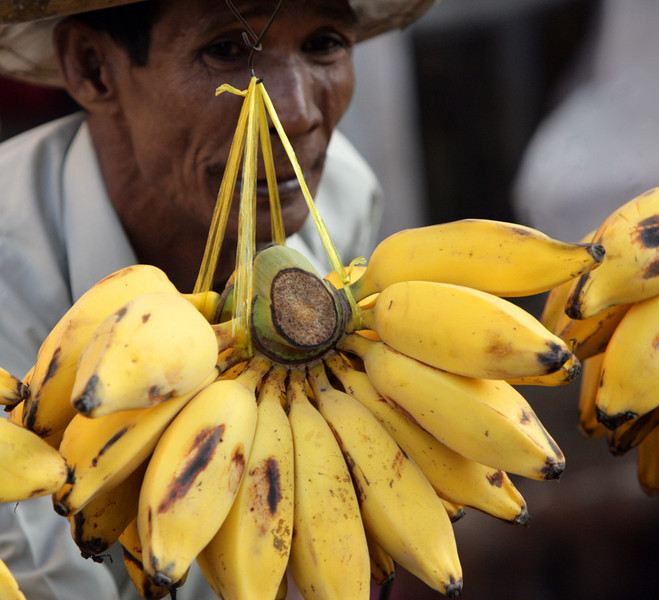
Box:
left=0, top=0, right=437, bottom=87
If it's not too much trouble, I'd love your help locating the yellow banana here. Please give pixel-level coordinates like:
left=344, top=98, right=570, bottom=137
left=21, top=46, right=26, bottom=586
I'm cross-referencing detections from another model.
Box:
left=71, top=291, right=219, bottom=418
left=23, top=264, right=178, bottom=438
left=138, top=357, right=268, bottom=588
left=181, top=290, right=223, bottom=322
left=119, top=517, right=186, bottom=599
left=53, top=369, right=217, bottom=517
left=0, top=366, right=28, bottom=409
left=198, top=366, right=294, bottom=600
left=348, top=218, right=605, bottom=301
left=308, top=364, right=463, bottom=597
left=6, top=399, right=22, bottom=425
left=324, top=264, right=367, bottom=291
left=0, top=417, right=69, bottom=502
left=595, top=294, right=659, bottom=429
left=441, top=499, right=466, bottom=522
left=553, top=302, right=630, bottom=361
left=540, top=278, right=573, bottom=333
left=566, top=187, right=659, bottom=319
left=540, top=229, right=597, bottom=331
left=506, top=354, right=581, bottom=387
left=636, top=424, right=659, bottom=496
left=325, top=353, right=529, bottom=524
left=607, top=407, right=659, bottom=456
left=0, top=558, right=26, bottom=600
left=577, top=353, right=607, bottom=440
left=365, top=530, right=396, bottom=586
left=275, top=572, right=287, bottom=600
left=286, top=368, right=371, bottom=600
left=340, top=335, right=565, bottom=481
left=358, top=281, right=573, bottom=380
left=68, top=459, right=147, bottom=559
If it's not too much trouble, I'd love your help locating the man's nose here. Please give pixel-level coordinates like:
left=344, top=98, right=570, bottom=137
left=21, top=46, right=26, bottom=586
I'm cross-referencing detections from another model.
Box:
left=263, top=59, right=321, bottom=139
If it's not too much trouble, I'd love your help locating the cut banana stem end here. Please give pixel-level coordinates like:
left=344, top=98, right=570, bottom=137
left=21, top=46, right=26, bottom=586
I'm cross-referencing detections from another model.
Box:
left=250, top=245, right=349, bottom=364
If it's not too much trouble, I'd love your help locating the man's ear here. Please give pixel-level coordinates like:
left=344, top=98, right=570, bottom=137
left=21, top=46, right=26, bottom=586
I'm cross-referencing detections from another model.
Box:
left=53, top=19, right=121, bottom=114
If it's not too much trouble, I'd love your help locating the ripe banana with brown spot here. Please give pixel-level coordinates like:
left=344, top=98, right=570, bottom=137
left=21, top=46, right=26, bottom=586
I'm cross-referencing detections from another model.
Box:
left=22, top=264, right=179, bottom=439
left=607, top=407, right=659, bottom=456
left=553, top=301, right=630, bottom=361
left=119, top=517, right=186, bottom=599
left=53, top=369, right=217, bottom=517
left=286, top=368, right=371, bottom=600
left=71, top=291, right=219, bottom=418
left=308, top=364, right=463, bottom=597
left=68, top=459, right=147, bottom=559
left=138, top=357, right=268, bottom=588
left=198, top=366, right=294, bottom=600
left=348, top=218, right=604, bottom=301
left=0, top=366, right=28, bottom=409
left=325, top=352, right=529, bottom=524
left=340, top=334, right=565, bottom=481
left=506, top=353, right=581, bottom=387
left=0, top=417, right=69, bottom=502
left=566, top=187, right=659, bottom=319
left=357, top=280, right=574, bottom=380
left=595, top=294, right=659, bottom=429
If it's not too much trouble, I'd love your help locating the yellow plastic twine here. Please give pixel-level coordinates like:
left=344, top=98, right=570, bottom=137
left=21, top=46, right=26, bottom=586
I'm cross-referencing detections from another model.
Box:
left=193, top=76, right=358, bottom=352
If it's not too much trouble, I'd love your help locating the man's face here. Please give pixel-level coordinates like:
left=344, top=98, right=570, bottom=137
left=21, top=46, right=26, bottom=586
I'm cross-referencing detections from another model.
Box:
left=109, top=0, right=356, bottom=241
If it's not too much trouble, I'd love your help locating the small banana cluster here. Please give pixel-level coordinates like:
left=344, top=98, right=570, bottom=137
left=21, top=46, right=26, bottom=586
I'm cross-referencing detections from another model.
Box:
left=541, top=186, right=659, bottom=496
left=0, top=218, right=607, bottom=599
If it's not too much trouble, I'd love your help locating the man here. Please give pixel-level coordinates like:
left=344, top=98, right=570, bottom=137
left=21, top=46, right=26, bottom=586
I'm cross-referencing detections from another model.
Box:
left=0, top=1, right=436, bottom=598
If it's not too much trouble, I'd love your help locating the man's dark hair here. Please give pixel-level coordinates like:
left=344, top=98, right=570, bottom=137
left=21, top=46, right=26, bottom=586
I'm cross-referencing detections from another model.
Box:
left=72, top=1, right=162, bottom=66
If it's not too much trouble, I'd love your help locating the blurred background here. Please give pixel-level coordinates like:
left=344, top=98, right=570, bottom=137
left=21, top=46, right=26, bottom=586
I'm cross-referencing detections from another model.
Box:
left=2, top=0, right=658, bottom=598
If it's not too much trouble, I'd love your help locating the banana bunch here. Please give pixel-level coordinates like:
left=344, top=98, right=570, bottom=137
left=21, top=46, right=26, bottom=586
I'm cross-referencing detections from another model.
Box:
left=541, top=186, right=659, bottom=494
left=0, top=217, right=605, bottom=599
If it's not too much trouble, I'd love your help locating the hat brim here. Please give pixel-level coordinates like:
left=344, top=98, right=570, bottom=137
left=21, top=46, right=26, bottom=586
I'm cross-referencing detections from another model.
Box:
left=0, top=0, right=437, bottom=87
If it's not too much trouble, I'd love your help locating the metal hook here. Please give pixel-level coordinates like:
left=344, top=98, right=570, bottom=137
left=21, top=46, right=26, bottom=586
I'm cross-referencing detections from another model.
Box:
left=225, top=0, right=287, bottom=80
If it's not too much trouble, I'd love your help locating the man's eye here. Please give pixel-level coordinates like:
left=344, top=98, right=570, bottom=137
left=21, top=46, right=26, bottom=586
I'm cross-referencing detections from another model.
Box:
left=205, top=40, right=248, bottom=60
left=303, top=33, right=349, bottom=55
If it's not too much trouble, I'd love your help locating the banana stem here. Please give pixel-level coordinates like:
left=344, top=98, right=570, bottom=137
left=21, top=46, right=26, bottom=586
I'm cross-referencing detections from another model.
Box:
left=235, top=355, right=273, bottom=392
left=356, top=306, right=375, bottom=331
left=211, top=320, right=237, bottom=353
left=323, top=351, right=350, bottom=380
left=306, top=362, right=331, bottom=398
left=337, top=332, right=375, bottom=358
left=286, top=368, right=307, bottom=406
left=257, top=365, right=288, bottom=406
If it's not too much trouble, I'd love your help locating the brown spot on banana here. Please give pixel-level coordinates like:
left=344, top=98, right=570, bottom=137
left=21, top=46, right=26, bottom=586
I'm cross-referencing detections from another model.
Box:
left=643, top=259, right=659, bottom=279
left=92, top=426, right=132, bottom=466
left=271, top=518, right=291, bottom=556
left=72, top=375, right=100, bottom=415
left=536, top=342, right=572, bottom=374
left=265, top=458, right=282, bottom=515
left=635, top=214, right=659, bottom=248
left=42, top=347, right=61, bottom=386
left=486, top=470, right=504, bottom=487
left=72, top=511, right=107, bottom=558
left=157, top=425, right=224, bottom=513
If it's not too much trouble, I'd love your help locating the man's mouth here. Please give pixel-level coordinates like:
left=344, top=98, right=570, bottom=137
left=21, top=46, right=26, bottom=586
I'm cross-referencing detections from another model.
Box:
left=254, top=175, right=303, bottom=199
